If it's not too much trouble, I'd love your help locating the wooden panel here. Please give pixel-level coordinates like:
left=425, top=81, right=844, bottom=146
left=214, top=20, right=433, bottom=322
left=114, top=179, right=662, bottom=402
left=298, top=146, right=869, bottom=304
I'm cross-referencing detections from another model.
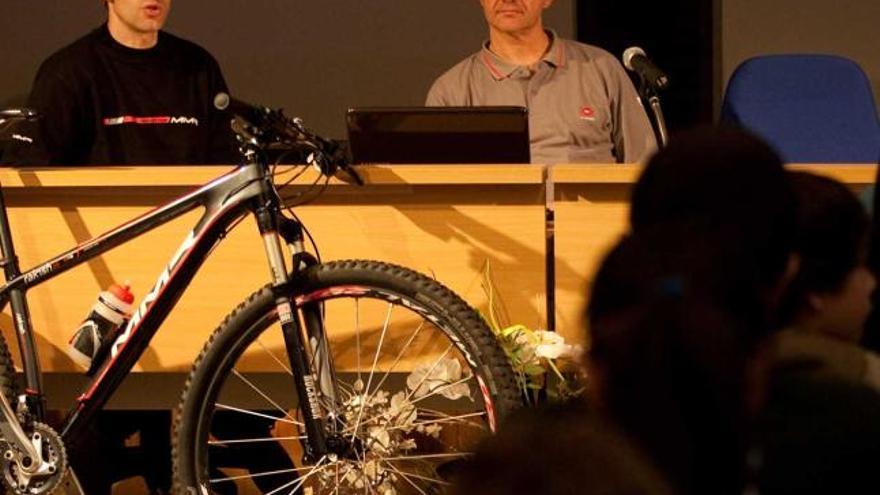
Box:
left=0, top=166, right=546, bottom=374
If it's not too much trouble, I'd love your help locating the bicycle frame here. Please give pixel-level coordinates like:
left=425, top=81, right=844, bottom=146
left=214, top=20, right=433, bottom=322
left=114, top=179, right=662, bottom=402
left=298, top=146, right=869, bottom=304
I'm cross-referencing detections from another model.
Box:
left=0, top=159, right=303, bottom=449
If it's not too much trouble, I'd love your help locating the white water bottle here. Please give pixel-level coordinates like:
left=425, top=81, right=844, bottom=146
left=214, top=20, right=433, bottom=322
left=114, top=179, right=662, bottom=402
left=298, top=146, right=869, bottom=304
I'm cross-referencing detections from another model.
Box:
left=68, top=282, right=134, bottom=375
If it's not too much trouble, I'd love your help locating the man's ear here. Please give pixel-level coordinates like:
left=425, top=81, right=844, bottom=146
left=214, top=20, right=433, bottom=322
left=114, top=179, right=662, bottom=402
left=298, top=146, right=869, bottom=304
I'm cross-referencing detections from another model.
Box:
left=543, top=0, right=555, bottom=9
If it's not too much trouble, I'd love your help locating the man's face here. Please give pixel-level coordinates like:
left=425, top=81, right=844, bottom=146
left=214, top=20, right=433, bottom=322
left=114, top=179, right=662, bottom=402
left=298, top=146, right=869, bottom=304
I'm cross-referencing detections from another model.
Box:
left=479, top=0, right=553, bottom=35
left=107, top=0, right=171, bottom=35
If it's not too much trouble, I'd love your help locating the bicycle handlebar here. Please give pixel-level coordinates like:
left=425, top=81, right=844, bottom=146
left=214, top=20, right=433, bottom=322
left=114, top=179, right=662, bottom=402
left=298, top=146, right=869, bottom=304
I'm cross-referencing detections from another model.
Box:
left=0, top=108, right=39, bottom=122
left=214, top=93, right=362, bottom=185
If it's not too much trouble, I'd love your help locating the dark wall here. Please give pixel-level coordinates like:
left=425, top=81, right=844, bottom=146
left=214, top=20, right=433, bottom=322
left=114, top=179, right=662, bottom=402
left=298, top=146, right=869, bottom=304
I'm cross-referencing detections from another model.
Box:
left=0, top=1, right=574, bottom=139
left=577, top=0, right=717, bottom=131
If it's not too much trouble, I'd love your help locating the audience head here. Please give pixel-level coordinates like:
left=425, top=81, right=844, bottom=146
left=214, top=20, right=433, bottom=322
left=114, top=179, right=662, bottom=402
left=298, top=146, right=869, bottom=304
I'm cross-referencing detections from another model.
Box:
left=451, top=404, right=674, bottom=495
left=778, top=171, right=874, bottom=341
left=630, top=126, right=796, bottom=323
left=587, top=228, right=762, bottom=495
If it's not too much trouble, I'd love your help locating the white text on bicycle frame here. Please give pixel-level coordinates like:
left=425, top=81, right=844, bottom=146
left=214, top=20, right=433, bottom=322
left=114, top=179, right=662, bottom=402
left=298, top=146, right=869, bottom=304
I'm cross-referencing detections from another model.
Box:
left=110, top=230, right=197, bottom=359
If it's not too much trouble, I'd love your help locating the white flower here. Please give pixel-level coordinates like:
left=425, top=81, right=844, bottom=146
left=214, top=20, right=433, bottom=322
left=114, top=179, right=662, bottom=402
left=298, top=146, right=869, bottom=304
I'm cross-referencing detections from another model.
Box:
left=533, top=330, right=579, bottom=360
left=422, top=423, right=442, bottom=439
left=368, top=426, right=391, bottom=455
left=406, top=358, right=472, bottom=401
left=387, top=391, right=417, bottom=427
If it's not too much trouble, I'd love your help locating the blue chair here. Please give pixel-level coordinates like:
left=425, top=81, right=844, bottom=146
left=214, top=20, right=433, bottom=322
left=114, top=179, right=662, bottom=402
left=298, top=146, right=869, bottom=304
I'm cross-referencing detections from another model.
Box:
left=721, top=54, right=880, bottom=163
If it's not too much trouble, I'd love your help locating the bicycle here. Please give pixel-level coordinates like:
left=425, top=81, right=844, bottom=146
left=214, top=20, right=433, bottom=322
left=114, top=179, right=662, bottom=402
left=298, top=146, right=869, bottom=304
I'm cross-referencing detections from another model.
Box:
left=0, top=99, right=521, bottom=494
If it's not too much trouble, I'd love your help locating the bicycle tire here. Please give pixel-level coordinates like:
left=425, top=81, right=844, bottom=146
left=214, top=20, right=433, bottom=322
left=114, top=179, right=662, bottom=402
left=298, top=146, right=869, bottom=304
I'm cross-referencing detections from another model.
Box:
left=173, top=260, right=521, bottom=494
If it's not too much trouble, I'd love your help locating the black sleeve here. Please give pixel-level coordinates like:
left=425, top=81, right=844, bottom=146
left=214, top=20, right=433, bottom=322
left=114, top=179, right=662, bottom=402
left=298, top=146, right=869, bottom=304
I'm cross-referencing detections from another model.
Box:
left=5, top=60, right=91, bottom=165
left=204, top=56, right=238, bottom=165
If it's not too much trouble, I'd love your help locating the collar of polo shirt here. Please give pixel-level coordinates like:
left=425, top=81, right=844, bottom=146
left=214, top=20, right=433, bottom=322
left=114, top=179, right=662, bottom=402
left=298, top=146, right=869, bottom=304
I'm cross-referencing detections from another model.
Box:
left=480, top=29, right=566, bottom=80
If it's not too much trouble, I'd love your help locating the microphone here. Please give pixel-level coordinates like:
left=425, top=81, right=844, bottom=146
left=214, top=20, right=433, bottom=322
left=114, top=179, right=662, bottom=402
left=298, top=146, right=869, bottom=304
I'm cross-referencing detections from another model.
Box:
left=213, top=92, right=270, bottom=126
left=622, top=47, right=669, bottom=90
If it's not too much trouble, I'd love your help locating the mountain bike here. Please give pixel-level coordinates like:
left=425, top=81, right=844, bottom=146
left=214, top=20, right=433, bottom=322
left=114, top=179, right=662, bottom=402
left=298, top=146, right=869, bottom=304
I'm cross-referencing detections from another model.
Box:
left=0, top=100, right=520, bottom=494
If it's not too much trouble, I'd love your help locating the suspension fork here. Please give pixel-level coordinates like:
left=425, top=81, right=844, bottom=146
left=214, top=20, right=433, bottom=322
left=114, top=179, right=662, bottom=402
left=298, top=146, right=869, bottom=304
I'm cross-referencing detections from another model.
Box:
left=280, top=219, right=343, bottom=422
left=255, top=206, right=328, bottom=460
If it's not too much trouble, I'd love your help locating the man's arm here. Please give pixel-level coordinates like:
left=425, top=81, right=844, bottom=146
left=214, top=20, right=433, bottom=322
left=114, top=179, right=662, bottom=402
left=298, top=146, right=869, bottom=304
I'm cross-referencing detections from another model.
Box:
left=4, top=63, right=87, bottom=165
left=608, top=62, right=658, bottom=164
left=425, top=79, right=451, bottom=106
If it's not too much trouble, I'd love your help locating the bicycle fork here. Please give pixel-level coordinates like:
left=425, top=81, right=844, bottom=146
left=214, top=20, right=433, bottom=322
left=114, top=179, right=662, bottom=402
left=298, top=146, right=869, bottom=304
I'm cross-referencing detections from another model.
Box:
left=256, top=206, right=332, bottom=462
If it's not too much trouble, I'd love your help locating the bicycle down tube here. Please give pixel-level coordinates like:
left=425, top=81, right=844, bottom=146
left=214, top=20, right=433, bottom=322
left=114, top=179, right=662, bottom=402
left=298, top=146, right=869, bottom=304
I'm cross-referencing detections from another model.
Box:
left=0, top=161, right=279, bottom=446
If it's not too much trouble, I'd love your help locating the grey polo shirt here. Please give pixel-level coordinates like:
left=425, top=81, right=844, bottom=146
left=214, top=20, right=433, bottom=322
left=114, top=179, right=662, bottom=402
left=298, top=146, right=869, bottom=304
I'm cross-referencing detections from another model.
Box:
left=426, top=34, right=657, bottom=164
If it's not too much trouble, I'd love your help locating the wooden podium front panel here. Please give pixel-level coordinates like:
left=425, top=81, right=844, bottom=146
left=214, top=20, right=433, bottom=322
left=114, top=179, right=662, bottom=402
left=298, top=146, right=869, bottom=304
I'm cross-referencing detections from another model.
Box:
left=0, top=165, right=547, bottom=373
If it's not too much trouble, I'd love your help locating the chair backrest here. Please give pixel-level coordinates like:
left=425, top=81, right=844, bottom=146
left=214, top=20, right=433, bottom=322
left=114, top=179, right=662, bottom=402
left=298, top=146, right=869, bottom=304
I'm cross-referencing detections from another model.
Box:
left=721, top=54, right=880, bottom=163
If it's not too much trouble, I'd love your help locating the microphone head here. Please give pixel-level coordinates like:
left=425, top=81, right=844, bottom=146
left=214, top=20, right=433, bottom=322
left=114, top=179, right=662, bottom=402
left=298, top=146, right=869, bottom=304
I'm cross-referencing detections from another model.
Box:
left=213, top=92, right=230, bottom=111
left=622, top=46, right=647, bottom=71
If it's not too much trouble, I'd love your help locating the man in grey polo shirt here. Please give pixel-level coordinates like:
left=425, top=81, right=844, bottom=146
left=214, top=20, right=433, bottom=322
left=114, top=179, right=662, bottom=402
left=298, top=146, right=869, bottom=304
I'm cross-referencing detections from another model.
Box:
left=426, top=0, right=657, bottom=164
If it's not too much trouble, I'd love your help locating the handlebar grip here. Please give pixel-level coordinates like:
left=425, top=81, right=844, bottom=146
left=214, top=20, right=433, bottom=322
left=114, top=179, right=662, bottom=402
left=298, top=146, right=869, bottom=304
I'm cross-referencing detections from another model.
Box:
left=0, top=108, right=39, bottom=121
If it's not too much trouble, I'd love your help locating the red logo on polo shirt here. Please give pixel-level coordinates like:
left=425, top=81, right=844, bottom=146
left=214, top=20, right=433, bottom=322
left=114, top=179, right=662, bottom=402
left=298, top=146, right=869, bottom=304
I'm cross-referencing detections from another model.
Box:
left=579, top=106, right=596, bottom=121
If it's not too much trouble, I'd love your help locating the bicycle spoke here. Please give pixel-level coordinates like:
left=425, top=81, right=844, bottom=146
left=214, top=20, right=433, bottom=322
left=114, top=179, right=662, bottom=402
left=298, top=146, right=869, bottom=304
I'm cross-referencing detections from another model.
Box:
left=215, top=403, right=304, bottom=426
left=231, top=368, right=297, bottom=423
left=382, top=411, right=487, bottom=433
left=340, top=343, right=460, bottom=435
left=210, top=464, right=318, bottom=483
left=383, top=462, right=429, bottom=495
left=408, top=375, right=475, bottom=407
left=271, top=456, right=330, bottom=495
left=208, top=434, right=307, bottom=446
left=257, top=337, right=293, bottom=375
left=402, top=344, right=455, bottom=404
left=350, top=302, right=394, bottom=442
left=361, top=320, right=427, bottom=411
left=382, top=452, right=472, bottom=462
left=356, top=298, right=362, bottom=387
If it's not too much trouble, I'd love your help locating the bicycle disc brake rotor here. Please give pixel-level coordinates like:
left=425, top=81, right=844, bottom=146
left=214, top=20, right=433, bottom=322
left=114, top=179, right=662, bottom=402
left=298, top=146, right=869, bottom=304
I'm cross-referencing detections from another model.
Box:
left=2, top=422, right=67, bottom=495
left=311, top=376, right=469, bottom=495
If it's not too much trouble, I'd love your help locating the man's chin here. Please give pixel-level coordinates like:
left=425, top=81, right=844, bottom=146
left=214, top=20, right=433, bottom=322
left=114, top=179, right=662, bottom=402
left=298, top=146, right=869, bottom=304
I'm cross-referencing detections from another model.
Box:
left=137, top=19, right=166, bottom=33
left=492, top=20, right=533, bottom=34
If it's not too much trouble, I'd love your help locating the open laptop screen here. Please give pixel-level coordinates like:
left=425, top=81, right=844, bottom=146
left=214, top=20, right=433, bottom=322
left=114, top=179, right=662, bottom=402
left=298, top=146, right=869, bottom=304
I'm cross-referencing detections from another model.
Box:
left=346, top=106, right=530, bottom=164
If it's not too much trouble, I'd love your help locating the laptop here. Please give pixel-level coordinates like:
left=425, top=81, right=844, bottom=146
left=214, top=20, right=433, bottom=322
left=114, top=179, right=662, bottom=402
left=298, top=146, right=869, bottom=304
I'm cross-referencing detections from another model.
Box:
left=346, top=106, right=530, bottom=164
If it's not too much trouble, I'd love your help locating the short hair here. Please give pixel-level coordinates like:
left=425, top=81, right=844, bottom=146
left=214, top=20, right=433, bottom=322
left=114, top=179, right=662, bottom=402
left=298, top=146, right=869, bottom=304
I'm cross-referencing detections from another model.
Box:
left=630, top=126, right=795, bottom=292
left=778, top=171, right=869, bottom=324
left=587, top=229, right=759, bottom=494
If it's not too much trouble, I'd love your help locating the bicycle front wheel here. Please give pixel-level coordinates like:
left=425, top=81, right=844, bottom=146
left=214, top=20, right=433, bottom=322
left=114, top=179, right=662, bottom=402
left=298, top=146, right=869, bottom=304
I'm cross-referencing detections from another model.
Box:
left=173, top=260, right=521, bottom=494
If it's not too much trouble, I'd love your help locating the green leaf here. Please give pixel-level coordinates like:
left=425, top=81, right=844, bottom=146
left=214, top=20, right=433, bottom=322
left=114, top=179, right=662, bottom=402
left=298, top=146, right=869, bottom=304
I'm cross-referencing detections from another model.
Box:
left=524, top=364, right=546, bottom=376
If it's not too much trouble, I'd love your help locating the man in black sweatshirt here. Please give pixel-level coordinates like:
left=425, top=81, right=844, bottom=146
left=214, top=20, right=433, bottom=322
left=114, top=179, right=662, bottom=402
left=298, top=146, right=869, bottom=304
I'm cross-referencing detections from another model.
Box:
left=5, top=1, right=238, bottom=494
left=4, top=0, right=236, bottom=165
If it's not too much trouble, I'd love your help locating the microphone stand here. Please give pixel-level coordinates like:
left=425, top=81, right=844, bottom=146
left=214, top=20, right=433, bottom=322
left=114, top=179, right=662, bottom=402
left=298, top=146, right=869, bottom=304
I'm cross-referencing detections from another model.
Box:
left=639, top=80, right=670, bottom=148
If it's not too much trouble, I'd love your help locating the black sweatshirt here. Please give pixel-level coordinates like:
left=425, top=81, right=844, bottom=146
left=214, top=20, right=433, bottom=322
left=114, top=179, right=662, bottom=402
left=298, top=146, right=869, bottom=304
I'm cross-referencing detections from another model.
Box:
left=4, top=25, right=237, bottom=165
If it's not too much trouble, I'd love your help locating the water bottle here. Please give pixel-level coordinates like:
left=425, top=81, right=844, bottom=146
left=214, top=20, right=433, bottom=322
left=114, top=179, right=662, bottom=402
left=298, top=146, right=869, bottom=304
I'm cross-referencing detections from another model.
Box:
left=68, top=282, right=134, bottom=375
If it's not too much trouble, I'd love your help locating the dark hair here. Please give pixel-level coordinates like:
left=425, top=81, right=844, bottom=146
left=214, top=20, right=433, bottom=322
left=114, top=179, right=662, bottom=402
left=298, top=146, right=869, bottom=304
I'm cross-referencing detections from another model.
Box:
left=451, top=404, right=674, bottom=495
left=630, top=126, right=795, bottom=293
left=778, top=171, right=869, bottom=324
left=587, top=229, right=760, bottom=495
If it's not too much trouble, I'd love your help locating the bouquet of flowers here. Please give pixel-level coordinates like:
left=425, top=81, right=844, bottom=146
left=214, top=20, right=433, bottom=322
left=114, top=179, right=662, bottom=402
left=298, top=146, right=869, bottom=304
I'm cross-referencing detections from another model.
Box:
left=480, top=261, right=585, bottom=405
